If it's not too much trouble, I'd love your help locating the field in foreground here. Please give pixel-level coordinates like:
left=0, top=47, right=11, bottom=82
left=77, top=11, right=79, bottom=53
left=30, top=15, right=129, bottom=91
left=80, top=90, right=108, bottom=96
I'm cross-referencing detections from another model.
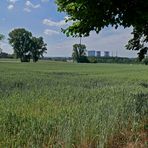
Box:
left=0, top=61, right=147, bottom=148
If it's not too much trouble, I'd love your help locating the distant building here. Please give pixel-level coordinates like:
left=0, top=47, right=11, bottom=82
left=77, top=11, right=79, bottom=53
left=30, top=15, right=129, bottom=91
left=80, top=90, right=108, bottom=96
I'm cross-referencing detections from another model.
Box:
left=104, top=51, right=110, bottom=57
left=88, top=50, right=95, bottom=57
left=96, top=51, right=101, bottom=57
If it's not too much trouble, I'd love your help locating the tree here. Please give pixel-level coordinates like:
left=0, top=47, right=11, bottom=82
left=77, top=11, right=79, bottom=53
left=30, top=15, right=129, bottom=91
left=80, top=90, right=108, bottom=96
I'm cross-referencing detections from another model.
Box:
left=72, top=44, right=88, bottom=63
left=0, top=34, right=5, bottom=41
left=126, top=27, right=148, bottom=61
left=56, top=0, right=148, bottom=60
left=9, top=28, right=32, bottom=62
left=30, top=37, right=47, bottom=62
left=9, top=28, right=47, bottom=62
left=142, top=57, right=148, bottom=65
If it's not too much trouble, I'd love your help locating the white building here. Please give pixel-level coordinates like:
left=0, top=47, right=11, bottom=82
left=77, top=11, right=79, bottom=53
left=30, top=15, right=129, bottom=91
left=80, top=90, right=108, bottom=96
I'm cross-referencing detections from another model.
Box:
left=88, top=50, right=96, bottom=57
left=96, top=51, right=101, bottom=57
left=104, top=51, right=110, bottom=57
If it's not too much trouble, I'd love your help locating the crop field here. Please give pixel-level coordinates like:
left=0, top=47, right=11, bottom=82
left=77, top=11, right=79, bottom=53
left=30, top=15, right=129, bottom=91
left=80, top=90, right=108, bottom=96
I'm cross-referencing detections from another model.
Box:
left=0, top=60, right=147, bottom=147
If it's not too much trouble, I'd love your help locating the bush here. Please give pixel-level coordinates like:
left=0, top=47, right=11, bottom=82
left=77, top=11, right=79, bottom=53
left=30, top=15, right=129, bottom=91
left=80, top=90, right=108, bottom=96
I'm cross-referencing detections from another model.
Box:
left=142, top=57, right=148, bottom=65
left=78, top=56, right=89, bottom=63
left=20, top=55, right=31, bottom=62
left=88, top=57, right=97, bottom=63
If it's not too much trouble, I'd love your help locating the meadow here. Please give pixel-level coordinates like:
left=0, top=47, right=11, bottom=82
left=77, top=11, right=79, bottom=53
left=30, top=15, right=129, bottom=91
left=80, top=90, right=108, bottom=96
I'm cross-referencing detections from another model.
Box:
left=0, top=60, right=147, bottom=148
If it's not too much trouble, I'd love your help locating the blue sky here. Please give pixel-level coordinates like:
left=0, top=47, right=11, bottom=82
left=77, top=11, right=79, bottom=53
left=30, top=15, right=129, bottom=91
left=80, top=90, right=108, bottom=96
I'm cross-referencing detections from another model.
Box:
left=0, top=0, right=138, bottom=57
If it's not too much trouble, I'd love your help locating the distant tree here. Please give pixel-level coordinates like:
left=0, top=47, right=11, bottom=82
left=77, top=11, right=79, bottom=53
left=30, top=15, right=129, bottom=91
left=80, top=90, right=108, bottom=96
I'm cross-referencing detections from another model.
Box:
left=142, top=57, right=148, bottom=65
left=9, top=28, right=47, bottom=62
left=30, top=37, right=47, bottom=62
left=72, top=44, right=88, bottom=63
left=8, top=28, right=32, bottom=62
left=0, top=34, right=5, bottom=41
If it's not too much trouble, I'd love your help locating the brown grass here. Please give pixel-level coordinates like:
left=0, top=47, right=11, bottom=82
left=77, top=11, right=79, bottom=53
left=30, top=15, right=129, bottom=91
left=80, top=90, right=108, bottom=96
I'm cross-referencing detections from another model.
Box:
left=106, top=121, right=148, bottom=148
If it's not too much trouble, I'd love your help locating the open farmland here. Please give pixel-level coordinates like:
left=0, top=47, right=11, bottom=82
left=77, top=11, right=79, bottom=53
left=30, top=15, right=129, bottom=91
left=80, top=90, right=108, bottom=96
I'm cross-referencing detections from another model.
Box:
left=0, top=61, right=147, bottom=147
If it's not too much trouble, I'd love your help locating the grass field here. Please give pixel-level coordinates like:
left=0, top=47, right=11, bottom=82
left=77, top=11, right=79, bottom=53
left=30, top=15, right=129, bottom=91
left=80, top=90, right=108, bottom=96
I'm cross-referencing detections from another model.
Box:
left=0, top=60, right=147, bottom=147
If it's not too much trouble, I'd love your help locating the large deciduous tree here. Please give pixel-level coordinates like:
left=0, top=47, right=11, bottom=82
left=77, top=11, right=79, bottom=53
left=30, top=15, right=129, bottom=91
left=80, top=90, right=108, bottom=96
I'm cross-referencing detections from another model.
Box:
left=9, top=28, right=47, bottom=62
left=56, top=0, right=148, bottom=60
left=30, top=37, right=47, bottom=62
left=9, top=28, right=32, bottom=62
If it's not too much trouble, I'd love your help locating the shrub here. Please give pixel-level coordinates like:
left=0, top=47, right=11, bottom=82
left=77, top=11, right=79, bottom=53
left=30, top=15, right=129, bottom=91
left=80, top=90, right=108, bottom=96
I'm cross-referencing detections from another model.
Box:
left=142, top=57, right=148, bottom=65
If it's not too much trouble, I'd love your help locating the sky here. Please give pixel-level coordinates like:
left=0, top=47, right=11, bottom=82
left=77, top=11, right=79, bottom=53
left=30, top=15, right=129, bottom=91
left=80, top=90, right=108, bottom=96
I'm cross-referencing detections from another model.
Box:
left=0, top=0, right=138, bottom=57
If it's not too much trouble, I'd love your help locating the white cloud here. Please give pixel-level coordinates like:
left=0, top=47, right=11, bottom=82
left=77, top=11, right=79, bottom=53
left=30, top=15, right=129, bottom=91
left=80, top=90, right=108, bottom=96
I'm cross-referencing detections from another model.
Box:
left=44, top=29, right=60, bottom=36
left=7, top=0, right=19, bottom=10
left=24, top=1, right=40, bottom=13
left=8, top=4, right=14, bottom=10
left=43, top=19, right=67, bottom=27
left=25, top=1, right=40, bottom=9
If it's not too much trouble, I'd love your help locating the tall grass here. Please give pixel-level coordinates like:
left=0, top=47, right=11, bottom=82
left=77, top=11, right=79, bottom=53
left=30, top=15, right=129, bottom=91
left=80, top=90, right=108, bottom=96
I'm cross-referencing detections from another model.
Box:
left=0, top=61, right=147, bottom=147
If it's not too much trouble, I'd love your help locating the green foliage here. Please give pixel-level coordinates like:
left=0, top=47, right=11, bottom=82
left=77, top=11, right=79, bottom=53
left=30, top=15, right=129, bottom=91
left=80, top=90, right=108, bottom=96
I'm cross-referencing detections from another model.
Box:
left=0, top=61, right=147, bottom=147
left=56, top=0, right=148, bottom=60
left=88, top=57, right=97, bottom=63
left=126, top=27, right=148, bottom=61
left=56, top=0, right=148, bottom=37
left=0, top=52, right=14, bottom=59
left=0, top=34, right=5, bottom=41
left=8, top=28, right=47, bottom=62
left=88, top=57, right=138, bottom=64
left=8, top=28, right=32, bottom=62
left=72, top=44, right=88, bottom=63
left=142, top=57, right=148, bottom=65
left=30, top=37, right=47, bottom=62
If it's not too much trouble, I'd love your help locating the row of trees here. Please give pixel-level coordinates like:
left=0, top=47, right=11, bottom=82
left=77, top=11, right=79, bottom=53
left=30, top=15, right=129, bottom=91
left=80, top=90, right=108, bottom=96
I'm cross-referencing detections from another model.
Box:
left=0, top=28, right=47, bottom=62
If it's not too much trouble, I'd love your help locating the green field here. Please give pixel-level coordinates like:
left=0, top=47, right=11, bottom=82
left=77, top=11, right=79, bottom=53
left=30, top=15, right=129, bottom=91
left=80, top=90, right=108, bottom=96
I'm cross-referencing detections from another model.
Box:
left=0, top=61, right=147, bottom=147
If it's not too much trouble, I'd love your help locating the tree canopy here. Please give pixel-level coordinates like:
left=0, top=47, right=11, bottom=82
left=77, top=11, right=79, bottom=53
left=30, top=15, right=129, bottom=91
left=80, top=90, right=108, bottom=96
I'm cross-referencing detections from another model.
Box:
left=9, top=28, right=47, bottom=62
left=30, top=37, right=47, bottom=62
left=9, top=28, right=32, bottom=62
left=0, top=34, right=5, bottom=41
left=126, top=27, right=148, bottom=61
left=56, top=0, right=148, bottom=60
left=72, top=44, right=88, bottom=63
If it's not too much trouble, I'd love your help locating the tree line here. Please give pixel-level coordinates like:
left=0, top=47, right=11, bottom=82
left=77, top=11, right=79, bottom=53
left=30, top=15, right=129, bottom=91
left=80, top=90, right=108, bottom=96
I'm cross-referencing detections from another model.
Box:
left=1, top=1, right=148, bottom=63
left=0, top=28, right=47, bottom=62
left=71, top=43, right=148, bottom=65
